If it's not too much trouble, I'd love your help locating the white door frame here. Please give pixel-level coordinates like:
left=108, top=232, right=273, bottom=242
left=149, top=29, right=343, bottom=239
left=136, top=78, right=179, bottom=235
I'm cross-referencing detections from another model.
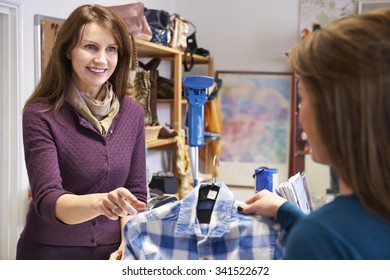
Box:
left=0, top=2, right=23, bottom=260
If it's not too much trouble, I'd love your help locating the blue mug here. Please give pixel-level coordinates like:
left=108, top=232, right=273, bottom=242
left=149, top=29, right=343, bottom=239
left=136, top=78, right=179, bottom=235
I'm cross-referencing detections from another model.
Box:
left=253, top=167, right=278, bottom=193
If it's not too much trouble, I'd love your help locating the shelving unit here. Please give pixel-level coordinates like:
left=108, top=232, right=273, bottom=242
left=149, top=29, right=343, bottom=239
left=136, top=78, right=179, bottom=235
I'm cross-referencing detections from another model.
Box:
left=134, top=39, right=215, bottom=149
left=135, top=39, right=215, bottom=197
left=135, top=39, right=182, bottom=148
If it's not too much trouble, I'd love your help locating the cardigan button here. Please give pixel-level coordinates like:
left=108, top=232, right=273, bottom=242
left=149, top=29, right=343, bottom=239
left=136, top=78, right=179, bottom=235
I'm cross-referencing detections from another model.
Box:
left=91, top=238, right=95, bottom=243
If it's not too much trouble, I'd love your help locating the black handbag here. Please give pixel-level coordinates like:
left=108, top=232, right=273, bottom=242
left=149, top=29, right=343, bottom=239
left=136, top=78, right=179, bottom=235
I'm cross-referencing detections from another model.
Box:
left=186, top=27, right=197, bottom=53
left=183, top=21, right=210, bottom=71
left=183, top=21, right=197, bottom=72
left=144, top=8, right=171, bottom=45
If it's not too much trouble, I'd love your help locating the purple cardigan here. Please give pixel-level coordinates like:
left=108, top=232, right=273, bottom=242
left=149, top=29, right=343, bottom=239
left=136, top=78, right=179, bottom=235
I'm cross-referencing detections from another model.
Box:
left=20, top=96, right=147, bottom=247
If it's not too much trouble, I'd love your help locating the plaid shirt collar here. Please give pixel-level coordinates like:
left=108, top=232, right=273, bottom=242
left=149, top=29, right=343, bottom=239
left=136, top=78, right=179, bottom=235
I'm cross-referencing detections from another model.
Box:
left=175, top=182, right=234, bottom=237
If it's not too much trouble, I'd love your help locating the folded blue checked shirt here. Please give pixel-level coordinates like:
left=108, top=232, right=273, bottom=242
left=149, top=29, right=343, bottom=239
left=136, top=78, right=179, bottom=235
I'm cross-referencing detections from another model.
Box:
left=123, top=182, right=286, bottom=260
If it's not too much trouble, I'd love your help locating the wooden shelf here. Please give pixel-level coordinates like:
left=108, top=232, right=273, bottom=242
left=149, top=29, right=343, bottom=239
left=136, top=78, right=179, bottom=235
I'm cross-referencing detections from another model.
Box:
left=146, top=137, right=177, bottom=149
left=183, top=52, right=213, bottom=64
left=135, top=39, right=181, bottom=58
left=157, top=98, right=187, bottom=105
left=135, top=39, right=214, bottom=75
left=135, top=39, right=215, bottom=195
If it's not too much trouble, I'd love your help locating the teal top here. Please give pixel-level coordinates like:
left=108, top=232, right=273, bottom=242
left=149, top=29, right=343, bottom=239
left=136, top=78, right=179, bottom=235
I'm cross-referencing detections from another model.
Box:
left=277, top=195, right=390, bottom=259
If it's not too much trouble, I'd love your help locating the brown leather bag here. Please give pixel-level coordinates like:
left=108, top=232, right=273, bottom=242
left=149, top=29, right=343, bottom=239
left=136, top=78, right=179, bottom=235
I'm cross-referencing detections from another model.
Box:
left=157, top=76, right=175, bottom=99
left=107, top=2, right=153, bottom=41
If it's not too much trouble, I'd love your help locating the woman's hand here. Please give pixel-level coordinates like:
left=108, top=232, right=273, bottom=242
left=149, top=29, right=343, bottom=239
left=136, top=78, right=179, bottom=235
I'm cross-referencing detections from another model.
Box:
left=109, top=243, right=124, bottom=260
left=102, top=187, right=146, bottom=220
left=239, top=190, right=287, bottom=219
left=55, top=187, right=146, bottom=224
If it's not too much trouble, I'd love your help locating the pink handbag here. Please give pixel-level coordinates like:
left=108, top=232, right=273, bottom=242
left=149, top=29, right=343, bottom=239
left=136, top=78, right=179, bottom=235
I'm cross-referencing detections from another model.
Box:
left=107, top=2, right=153, bottom=41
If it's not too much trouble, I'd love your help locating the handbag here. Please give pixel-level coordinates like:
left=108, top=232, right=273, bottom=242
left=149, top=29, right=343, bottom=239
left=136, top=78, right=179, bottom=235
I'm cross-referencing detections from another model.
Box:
left=144, top=8, right=171, bottom=46
left=183, top=21, right=197, bottom=71
left=186, top=27, right=197, bottom=53
left=139, top=58, right=161, bottom=125
left=157, top=76, right=175, bottom=99
left=107, top=2, right=153, bottom=41
left=169, top=15, right=208, bottom=71
left=167, top=14, right=197, bottom=70
left=168, top=14, right=190, bottom=50
left=186, top=30, right=210, bottom=57
left=127, top=35, right=152, bottom=125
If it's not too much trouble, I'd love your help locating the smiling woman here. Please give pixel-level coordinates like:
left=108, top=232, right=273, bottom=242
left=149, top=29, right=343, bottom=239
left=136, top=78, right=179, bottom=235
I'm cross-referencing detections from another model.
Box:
left=67, top=23, right=119, bottom=99
left=17, top=4, right=148, bottom=260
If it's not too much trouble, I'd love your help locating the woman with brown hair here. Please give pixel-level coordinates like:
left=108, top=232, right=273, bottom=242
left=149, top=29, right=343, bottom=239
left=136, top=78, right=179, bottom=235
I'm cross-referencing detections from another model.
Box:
left=17, top=4, right=146, bottom=260
left=240, top=8, right=390, bottom=259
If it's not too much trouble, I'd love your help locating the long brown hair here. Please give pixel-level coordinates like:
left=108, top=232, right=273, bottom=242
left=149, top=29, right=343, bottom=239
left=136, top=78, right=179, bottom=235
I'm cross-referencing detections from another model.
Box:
left=25, top=4, right=132, bottom=111
left=289, top=9, right=390, bottom=221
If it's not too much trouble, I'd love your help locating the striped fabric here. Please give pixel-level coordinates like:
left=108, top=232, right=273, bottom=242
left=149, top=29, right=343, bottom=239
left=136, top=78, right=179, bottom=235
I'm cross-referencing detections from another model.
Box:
left=124, top=183, right=286, bottom=260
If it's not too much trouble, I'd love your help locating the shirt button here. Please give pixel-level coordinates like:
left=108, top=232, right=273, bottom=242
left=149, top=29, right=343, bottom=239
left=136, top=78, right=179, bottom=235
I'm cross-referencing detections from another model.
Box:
left=109, top=129, right=113, bottom=134
left=92, top=220, right=96, bottom=226
left=91, top=238, right=95, bottom=243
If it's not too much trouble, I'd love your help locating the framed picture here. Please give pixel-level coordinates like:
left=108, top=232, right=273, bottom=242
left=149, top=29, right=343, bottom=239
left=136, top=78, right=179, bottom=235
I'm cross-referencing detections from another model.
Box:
left=358, top=0, right=390, bottom=13
left=299, top=0, right=357, bottom=37
left=216, top=71, right=293, bottom=187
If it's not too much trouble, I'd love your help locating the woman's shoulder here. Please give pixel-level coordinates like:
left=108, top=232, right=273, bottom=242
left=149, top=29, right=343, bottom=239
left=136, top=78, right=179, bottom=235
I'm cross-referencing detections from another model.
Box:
left=22, top=101, right=54, bottom=120
left=285, top=195, right=390, bottom=259
left=23, top=101, right=51, bottom=112
left=288, top=196, right=363, bottom=239
left=23, top=101, right=73, bottom=121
